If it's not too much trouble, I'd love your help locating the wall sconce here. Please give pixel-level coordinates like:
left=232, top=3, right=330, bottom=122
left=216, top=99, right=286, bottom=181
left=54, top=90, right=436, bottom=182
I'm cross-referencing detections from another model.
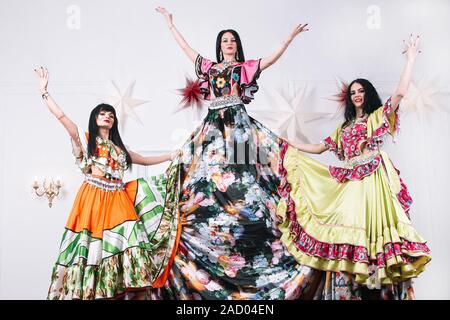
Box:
left=32, top=177, right=62, bottom=208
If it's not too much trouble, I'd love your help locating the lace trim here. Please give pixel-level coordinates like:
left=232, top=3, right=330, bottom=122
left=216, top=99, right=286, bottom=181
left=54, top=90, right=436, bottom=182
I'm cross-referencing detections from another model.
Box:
left=208, top=96, right=243, bottom=110
left=85, top=175, right=125, bottom=191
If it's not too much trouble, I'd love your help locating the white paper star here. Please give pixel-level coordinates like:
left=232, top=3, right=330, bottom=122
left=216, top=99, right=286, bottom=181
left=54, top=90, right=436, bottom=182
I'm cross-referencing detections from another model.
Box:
left=250, top=83, right=333, bottom=143
left=104, top=80, right=149, bottom=129
left=402, top=78, right=443, bottom=115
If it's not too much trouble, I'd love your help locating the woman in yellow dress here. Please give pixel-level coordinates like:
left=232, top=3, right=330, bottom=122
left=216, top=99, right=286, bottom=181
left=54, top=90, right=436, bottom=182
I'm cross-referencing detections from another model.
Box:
left=277, top=34, right=430, bottom=291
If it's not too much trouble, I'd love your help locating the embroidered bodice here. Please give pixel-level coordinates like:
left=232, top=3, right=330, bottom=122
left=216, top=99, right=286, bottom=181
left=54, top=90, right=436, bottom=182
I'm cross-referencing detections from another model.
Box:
left=340, top=120, right=369, bottom=160
left=195, top=55, right=261, bottom=104
left=71, top=127, right=128, bottom=181
left=323, top=98, right=399, bottom=182
left=208, top=63, right=242, bottom=98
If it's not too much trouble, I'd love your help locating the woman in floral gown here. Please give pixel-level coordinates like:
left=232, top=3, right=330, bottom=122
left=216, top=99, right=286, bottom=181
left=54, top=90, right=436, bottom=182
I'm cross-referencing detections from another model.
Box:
left=35, top=67, right=176, bottom=299
left=152, top=7, right=322, bottom=300
left=152, top=8, right=428, bottom=300
left=278, top=35, right=430, bottom=297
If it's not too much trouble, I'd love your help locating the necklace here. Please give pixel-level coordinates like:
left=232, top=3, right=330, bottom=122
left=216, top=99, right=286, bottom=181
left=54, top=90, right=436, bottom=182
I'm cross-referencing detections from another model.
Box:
left=353, top=114, right=367, bottom=124
left=221, top=60, right=236, bottom=69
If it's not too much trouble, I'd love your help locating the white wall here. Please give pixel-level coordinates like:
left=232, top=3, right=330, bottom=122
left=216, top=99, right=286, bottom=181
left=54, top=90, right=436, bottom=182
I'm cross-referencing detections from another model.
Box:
left=0, top=0, right=449, bottom=299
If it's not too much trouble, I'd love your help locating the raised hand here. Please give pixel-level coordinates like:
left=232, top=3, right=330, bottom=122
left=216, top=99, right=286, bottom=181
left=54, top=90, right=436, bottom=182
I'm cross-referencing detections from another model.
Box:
left=391, top=34, right=422, bottom=112
left=155, top=6, right=173, bottom=27
left=154, top=6, right=198, bottom=63
left=33, top=66, right=78, bottom=137
left=260, top=23, right=310, bottom=71
left=402, top=34, right=421, bottom=61
left=288, top=23, right=309, bottom=41
left=34, top=66, right=49, bottom=94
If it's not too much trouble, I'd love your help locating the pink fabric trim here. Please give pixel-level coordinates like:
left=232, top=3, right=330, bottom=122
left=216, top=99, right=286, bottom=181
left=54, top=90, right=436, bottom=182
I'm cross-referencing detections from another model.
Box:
left=329, top=156, right=382, bottom=183
left=277, top=142, right=430, bottom=269
left=238, top=59, right=261, bottom=103
left=324, top=136, right=345, bottom=161
left=366, top=97, right=400, bottom=150
left=194, top=55, right=261, bottom=104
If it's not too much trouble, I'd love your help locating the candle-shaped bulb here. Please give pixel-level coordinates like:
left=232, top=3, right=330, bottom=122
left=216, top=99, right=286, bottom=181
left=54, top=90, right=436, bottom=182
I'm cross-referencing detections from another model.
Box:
left=33, top=177, right=39, bottom=188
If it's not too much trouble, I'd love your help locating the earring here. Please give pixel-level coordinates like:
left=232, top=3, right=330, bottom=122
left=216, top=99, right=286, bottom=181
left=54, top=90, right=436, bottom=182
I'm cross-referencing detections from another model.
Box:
left=235, top=52, right=239, bottom=61
left=220, top=51, right=223, bottom=61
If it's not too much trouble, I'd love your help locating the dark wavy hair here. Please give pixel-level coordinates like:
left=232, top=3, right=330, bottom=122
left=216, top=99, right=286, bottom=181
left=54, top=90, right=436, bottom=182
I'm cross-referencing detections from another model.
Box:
left=216, top=29, right=245, bottom=63
left=342, top=78, right=382, bottom=128
left=87, top=104, right=132, bottom=169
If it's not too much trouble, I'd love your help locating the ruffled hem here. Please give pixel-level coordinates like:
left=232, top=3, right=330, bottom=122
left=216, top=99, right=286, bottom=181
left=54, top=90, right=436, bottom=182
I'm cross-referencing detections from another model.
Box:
left=323, top=136, right=345, bottom=161
left=239, top=59, right=261, bottom=104
left=366, top=97, right=400, bottom=150
left=276, top=143, right=431, bottom=285
left=47, top=246, right=153, bottom=300
left=329, top=155, right=382, bottom=183
left=280, top=229, right=430, bottom=286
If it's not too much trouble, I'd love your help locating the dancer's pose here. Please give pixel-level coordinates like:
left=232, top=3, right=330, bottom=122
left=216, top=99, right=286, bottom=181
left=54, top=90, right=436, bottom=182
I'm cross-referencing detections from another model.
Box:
left=153, top=7, right=324, bottom=300
left=278, top=35, right=430, bottom=296
left=35, top=67, right=175, bottom=299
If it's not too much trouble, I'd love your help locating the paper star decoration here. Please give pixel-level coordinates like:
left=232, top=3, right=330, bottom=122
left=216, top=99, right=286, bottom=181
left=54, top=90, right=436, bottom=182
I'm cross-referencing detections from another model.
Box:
left=250, top=83, right=333, bottom=143
left=402, top=78, right=443, bottom=115
left=176, top=77, right=204, bottom=112
left=104, top=80, right=149, bottom=129
left=327, top=77, right=348, bottom=117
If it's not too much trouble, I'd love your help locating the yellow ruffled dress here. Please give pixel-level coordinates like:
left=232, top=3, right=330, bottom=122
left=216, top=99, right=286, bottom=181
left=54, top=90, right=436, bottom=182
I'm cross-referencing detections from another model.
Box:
left=277, top=98, right=431, bottom=288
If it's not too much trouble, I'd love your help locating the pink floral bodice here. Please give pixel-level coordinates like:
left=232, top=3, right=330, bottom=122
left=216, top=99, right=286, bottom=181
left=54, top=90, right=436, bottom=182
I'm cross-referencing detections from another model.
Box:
left=340, top=121, right=368, bottom=160
left=323, top=98, right=399, bottom=183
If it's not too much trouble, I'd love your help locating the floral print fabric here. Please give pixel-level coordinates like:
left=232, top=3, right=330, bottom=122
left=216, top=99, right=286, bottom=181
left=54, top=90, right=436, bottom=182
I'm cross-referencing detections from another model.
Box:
left=152, top=104, right=321, bottom=300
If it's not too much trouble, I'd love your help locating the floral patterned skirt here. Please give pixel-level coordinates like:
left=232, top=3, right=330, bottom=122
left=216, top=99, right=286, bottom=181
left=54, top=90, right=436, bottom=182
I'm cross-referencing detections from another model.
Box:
left=47, top=176, right=170, bottom=300
left=150, top=103, right=417, bottom=300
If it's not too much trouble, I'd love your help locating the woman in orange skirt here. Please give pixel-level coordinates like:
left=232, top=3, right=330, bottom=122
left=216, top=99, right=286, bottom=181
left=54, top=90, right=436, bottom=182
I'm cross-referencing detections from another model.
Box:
left=35, top=67, right=176, bottom=299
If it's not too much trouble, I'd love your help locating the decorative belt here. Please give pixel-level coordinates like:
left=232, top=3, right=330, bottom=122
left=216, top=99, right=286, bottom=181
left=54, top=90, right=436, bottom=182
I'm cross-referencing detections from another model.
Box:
left=208, top=96, right=243, bottom=110
left=344, top=153, right=380, bottom=168
left=85, top=175, right=125, bottom=191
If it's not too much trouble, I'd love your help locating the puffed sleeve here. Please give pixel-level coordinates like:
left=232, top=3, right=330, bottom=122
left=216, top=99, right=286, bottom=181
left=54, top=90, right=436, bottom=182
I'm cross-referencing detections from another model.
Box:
left=366, top=97, right=400, bottom=150
left=323, top=125, right=345, bottom=161
left=239, top=59, right=262, bottom=104
left=195, top=54, right=214, bottom=78
left=195, top=54, right=215, bottom=100
left=70, top=125, right=90, bottom=172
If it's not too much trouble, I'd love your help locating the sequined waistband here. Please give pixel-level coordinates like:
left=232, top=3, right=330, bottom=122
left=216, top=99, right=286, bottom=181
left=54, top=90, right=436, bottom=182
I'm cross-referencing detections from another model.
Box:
left=208, top=96, right=243, bottom=110
left=344, top=153, right=381, bottom=168
left=85, top=175, right=125, bottom=191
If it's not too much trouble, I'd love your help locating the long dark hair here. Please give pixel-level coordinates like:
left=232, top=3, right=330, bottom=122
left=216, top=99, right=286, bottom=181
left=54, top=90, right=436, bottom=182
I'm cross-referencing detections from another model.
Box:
left=87, top=104, right=132, bottom=169
left=215, top=29, right=245, bottom=63
left=342, top=78, right=382, bottom=128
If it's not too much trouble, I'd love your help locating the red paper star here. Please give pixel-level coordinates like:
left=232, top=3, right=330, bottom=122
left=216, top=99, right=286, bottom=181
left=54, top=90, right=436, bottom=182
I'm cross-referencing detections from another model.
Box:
left=176, top=77, right=204, bottom=112
left=328, top=77, right=348, bottom=113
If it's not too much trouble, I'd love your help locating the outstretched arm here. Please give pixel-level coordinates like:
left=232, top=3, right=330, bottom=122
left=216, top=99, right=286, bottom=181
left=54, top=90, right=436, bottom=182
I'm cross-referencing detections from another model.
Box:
left=260, top=23, right=309, bottom=71
left=155, top=6, right=198, bottom=63
left=390, top=34, right=421, bottom=113
left=34, top=67, right=79, bottom=142
left=129, top=149, right=179, bottom=166
left=283, top=137, right=327, bottom=154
